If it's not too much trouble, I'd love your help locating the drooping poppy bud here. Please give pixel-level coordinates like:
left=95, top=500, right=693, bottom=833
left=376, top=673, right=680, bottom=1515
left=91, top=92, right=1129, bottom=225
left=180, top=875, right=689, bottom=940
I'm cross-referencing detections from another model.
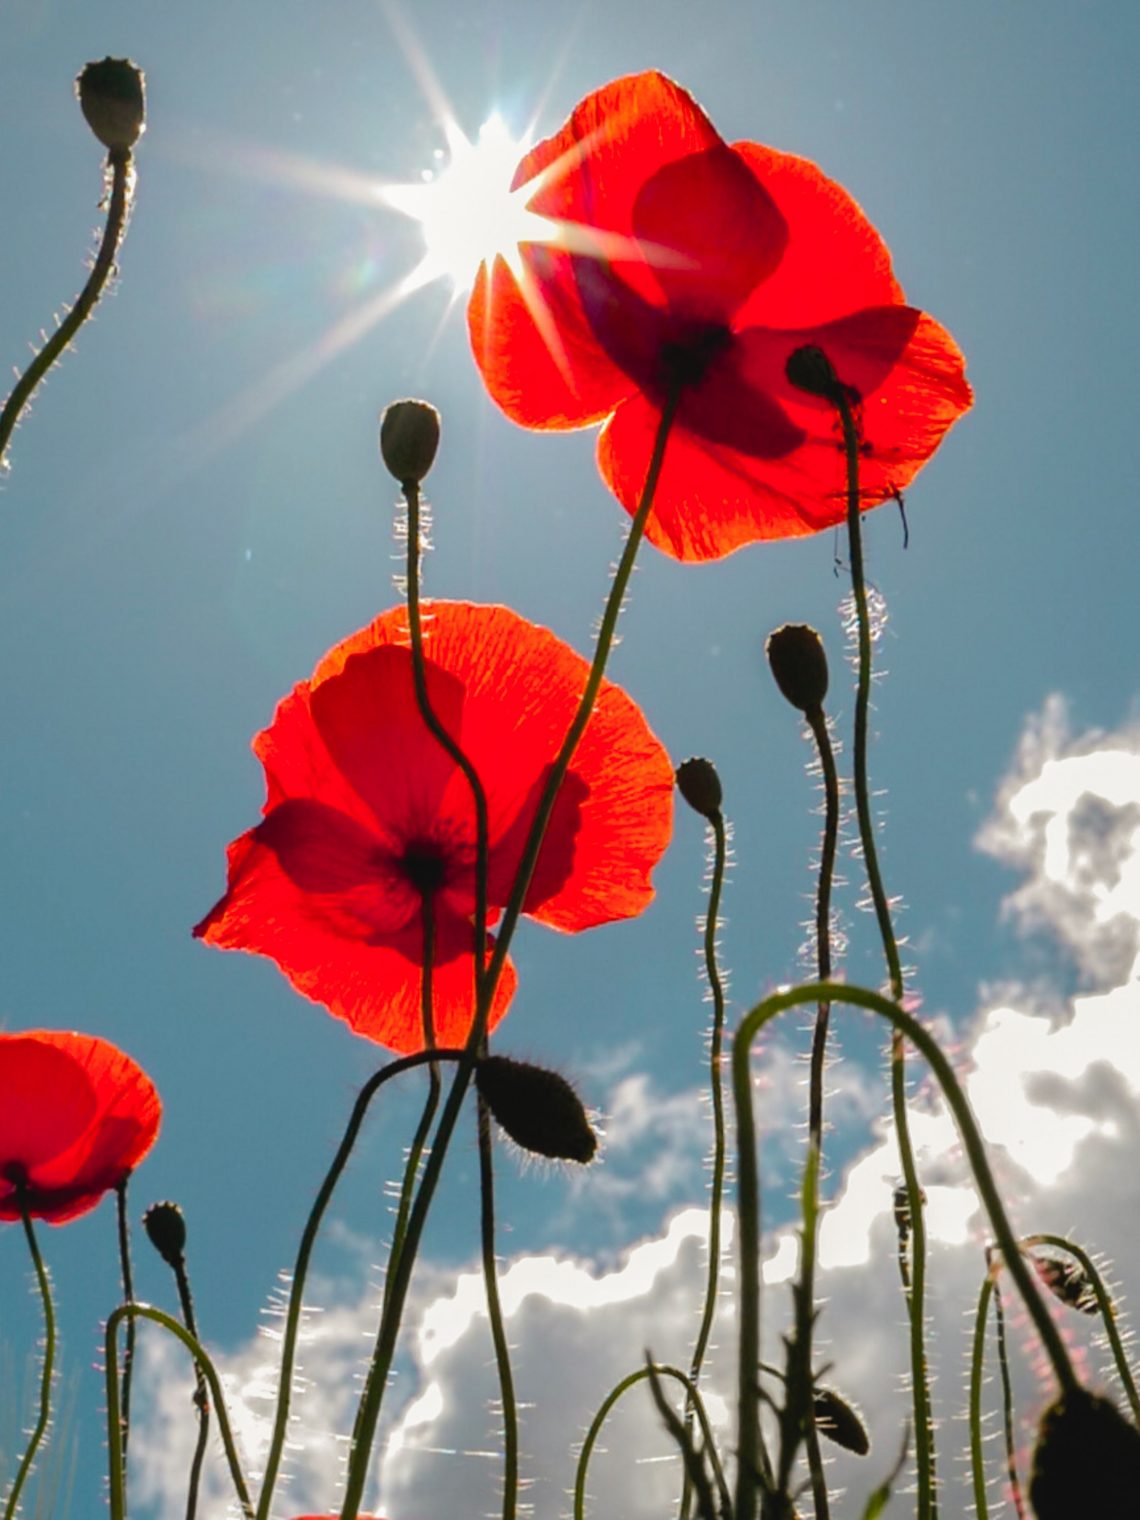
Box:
left=142, top=1200, right=187, bottom=1267
left=1028, top=1387, right=1140, bottom=1519
left=476, top=1055, right=597, bottom=1163
left=1030, top=1252, right=1099, bottom=1315
left=76, top=58, right=146, bottom=152
left=813, top=1386, right=870, bottom=1456
left=675, top=757, right=723, bottom=820
left=785, top=344, right=842, bottom=403
left=766, top=625, right=829, bottom=716
left=380, top=399, right=441, bottom=487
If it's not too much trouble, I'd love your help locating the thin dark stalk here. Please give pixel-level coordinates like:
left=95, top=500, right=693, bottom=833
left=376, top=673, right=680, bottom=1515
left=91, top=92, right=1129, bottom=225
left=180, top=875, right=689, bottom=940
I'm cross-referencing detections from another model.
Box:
left=165, top=1244, right=210, bottom=1520
left=0, top=149, right=134, bottom=470
left=115, top=1180, right=136, bottom=1482
left=992, top=1277, right=1027, bottom=1520
left=336, top=387, right=682, bottom=1520
left=968, top=1269, right=995, bottom=1520
left=3, top=1206, right=55, bottom=1520
left=478, top=1094, right=519, bottom=1520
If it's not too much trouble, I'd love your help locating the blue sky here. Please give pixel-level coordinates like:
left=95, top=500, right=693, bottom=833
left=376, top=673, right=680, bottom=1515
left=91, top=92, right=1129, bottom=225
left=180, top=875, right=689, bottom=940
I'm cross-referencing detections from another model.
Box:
left=1, top=2, right=1138, bottom=1516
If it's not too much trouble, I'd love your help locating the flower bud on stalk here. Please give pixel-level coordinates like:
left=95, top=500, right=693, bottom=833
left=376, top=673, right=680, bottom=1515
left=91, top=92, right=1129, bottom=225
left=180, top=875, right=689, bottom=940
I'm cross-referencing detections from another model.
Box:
left=1028, top=1387, right=1140, bottom=1519
left=766, top=624, right=829, bottom=716
left=813, top=1386, right=870, bottom=1456
left=675, top=756, right=723, bottom=820
left=380, top=399, right=441, bottom=487
left=1030, top=1252, right=1099, bottom=1315
left=142, top=1200, right=187, bottom=1268
left=76, top=58, right=146, bottom=152
left=476, top=1055, right=597, bottom=1163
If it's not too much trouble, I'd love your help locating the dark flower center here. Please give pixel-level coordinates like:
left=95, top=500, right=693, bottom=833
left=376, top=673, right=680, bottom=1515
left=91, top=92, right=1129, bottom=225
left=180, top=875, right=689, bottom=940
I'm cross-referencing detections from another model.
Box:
left=399, top=839, right=449, bottom=898
left=1, top=1160, right=29, bottom=1188
left=660, top=322, right=733, bottom=390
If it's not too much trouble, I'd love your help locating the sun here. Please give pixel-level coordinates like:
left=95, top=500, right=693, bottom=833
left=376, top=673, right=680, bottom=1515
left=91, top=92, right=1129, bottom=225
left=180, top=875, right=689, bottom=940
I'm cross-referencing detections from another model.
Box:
left=382, top=115, right=555, bottom=293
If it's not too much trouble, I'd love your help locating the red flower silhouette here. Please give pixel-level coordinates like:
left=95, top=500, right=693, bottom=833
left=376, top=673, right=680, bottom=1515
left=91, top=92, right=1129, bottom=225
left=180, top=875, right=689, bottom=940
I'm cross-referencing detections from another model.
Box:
left=469, top=71, right=972, bottom=562
left=195, top=602, right=674, bottom=1053
left=0, top=1031, right=161, bottom=1225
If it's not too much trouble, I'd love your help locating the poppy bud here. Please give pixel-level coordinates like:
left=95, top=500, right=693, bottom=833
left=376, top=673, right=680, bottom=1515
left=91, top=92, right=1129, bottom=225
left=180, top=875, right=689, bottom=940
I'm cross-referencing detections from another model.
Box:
left=1030, top=1252, right=1099, bottom=1315
left=1028, top=1387, right=1140, bottom=1519
left=813, top=1386, right=870, bottom=1456
left=675, top=757, right=723, bottom=820
left=380, top=399, right=441, bottom=487
left=76, top=58, right=146, bottom=153
left=142, top=1200, right=187, bottom=1267
left=476, top=1055, right=597, bottom=1164
left=785, top=344, right=841, bottom=402
left=766, top=625, right=829, bottom=715
left=892, top=1181, right=926, bottom=1239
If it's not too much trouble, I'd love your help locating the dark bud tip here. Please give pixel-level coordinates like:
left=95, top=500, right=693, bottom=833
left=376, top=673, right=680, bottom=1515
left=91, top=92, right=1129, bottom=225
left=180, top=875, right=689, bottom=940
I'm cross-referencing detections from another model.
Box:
left=785, top=344, right=842, bottom=401
left=813, top=1386, right=871, bottom=1456
left=142, top=1200, right=187, bottom=1267
left=476, top=1055, right=597, bottom=1164
left=380, top=399, right=441, bottom=486
left=766, top=624, right=829, bottom=715
left=1030, top=1252, right=1100, bottom=1315
left=1029, top=1387, right=1140, bottom=1519
left=76, top=58, right=146, bottom=152
left=892, top=1181, right=926, bottom=1238
left=675, top=757, right=723, bottom=820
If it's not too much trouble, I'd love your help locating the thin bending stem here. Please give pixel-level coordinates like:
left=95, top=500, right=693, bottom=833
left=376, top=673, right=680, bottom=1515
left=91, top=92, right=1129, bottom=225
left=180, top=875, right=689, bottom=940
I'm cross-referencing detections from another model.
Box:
left=253, top=1047, right=465, bottom=1520
left=732, top=980, right=1078, bottom=1520
left=680, top=807, right=729, bottom=1520
left=337, top=386, right=682, bottom=1520
left=105, top=1304, right=254, bottom=1520
left=115, top=1180, right=136, bottom=1479
left=478, top=1096, right=519, bottom=1520
left=834, top=387, right=934, bottom=1519
left=168, top=1249, right=210, bottom=1520
left=968, top=1270, right=995, bottom=1520
left=0, top=149, right=134, bottom=469
left=3, top=1207, right=55, bottom=1520
left=992, top=1276, right=1026, bottom=1520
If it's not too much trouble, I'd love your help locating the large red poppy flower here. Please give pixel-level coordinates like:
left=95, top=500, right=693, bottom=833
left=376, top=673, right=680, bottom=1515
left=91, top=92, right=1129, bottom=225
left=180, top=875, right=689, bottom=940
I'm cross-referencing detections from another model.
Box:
left=469, top=71, right=972, bottom=562
left=0, top=1031, right=161, bottom=1225
left=195, top=602, right=674, bottom=1053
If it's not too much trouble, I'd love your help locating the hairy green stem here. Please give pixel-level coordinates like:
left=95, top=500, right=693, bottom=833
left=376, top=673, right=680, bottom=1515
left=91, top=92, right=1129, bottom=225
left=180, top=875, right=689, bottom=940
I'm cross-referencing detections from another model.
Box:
left=167, top=1244, right=210, bottom=1520
left=992, top=1273, right=1026, bottom=1519
left=968, top=1270, right=995, bottom=1520
left=478, top=1096, right=519, bottom=1520
left=3, top=1206, right=55, bottom=1520
left=115, top=1180, right=136, bottom=1483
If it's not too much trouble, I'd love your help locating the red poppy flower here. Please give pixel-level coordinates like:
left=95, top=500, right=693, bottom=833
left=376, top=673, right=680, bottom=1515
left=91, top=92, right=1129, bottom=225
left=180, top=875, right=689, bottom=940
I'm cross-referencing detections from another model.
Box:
left=469, top=71, right=972, bottom=562
left=0, top=1031, right=161, bottom=1225
left=195, top=602, right=674, bottom=1053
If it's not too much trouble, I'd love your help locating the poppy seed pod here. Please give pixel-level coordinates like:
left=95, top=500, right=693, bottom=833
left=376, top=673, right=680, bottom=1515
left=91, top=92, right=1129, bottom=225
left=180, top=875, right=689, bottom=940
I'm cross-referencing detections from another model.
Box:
left=1028, top=1387, right=1140, bottom=1519
left=142, top=1200, right=187, bottom=1267
left=766, top=625, right=829, bottom=715
left=785, top=344, right=842, bottom=402
left=813, top=1386, right=870, bottom=1456
left=76, top=58, right=145, bottom=152
left=675, top=757, right=723, bottom=820
left=380, top=399, right=441, bottom=486
left=476, top=1055, right=597, bottom=1163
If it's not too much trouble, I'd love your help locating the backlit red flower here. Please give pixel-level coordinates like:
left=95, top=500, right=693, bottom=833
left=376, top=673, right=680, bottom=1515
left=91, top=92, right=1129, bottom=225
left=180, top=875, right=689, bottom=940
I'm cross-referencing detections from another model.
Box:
left=469, top=71, right=972, bottom=562
left=195, top=602, right=674, bottom=1053
left=0, top=1031, right=161, bottom=1225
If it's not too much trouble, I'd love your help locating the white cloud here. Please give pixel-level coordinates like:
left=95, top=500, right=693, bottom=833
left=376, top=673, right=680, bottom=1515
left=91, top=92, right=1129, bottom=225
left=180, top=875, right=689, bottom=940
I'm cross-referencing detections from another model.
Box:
left=133, top=701, right=1140, bottom=1520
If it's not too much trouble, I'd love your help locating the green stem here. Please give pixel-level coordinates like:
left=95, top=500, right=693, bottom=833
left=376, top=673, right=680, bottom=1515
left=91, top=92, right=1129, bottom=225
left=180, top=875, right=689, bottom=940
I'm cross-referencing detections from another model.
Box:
left=968, top=1269, right=995, bottom=1520
left=115, top=1179, right=136, bottom=1483
left=478, top=1095, right=519, bottom=1520
left=3, top=1206, right=55, bottom=1520
left=0, top=148, right=134, bottom=471
left=992, top=1273, right=1026, bottom=1520
left=105, top=1304, right=254, bottom=1520
left=1021, top=1233, right=1140, bottom=1422
left=575, top=1363, right=729, bottom=1520
left=336, top=385, right=682, bottom=1520
left=732, top=980, right=1078, bottom=1520
left=680, top=807, right=729, bottom=1520
left=253, top=1047, right=464, bottom=1520
left=166, top=1240, right=209, bottom=1520
left=833, top=385, right=934, bottom=1519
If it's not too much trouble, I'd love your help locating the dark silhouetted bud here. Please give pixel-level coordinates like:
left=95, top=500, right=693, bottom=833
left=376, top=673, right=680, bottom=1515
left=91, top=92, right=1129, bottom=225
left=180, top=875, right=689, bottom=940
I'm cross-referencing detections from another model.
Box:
left=76, top=58, right=145, bottom=152
left=1030, top=1252, right=1099, bottom=1315
left=785, top=344, right=841, bottom=401
left=893, top=1181, right=926, bottom=1240
left=766, top=624, right=829, bottom=715
left=476, top=1055, right=597, bottom=1164
left=380, top=399, right=441, bottom=486
left=142, top=1200, right=187, bottom=1267
left=814, top=1386, right=870, bottom=1456
left=675, top=757, right=722, bottom=820
left=1028, top=1387, right=1140, bottom=1519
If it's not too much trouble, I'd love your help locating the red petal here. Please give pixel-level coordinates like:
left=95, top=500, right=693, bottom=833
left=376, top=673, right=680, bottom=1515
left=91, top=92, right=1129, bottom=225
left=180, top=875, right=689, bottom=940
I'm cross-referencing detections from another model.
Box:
left=730, top=142, right=904, bottom=328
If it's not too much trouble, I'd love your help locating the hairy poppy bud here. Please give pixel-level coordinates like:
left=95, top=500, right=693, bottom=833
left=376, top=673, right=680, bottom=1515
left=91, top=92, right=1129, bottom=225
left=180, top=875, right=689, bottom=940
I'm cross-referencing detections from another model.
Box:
left=1028, top=1387, right=1140, bottom=1519
left=476, top=1055, right=597, bottom=1164
left=76, top=58, right=146, bottom=152
left=142, top=1200, right=187, bottom=1267
left=813, top=1386, right=870, bottom=1456
left=785, top=344, right=841, bottom=402
left=1030, top=1252, right=1099, bottom=1315
left=675, top=757, right=723, bottom=820
left=766, top=624, right=829, bottom=715
left=380, top=399, right=441, bottom=486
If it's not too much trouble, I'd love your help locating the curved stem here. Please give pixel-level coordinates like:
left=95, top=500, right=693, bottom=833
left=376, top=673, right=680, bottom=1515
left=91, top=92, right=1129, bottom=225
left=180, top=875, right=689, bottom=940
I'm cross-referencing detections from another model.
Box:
left=0, top=148, right=134, bottom=470
left=732, top=979, right=1078, bottom=1520
left=968, top=1269, right=995, bottom=1520
left=171, top=1248, right=210, bottom=1520
left=3, top=1207, right=55, bottom=1520
left=992, top=1274, right=1026, bottom=1519
left=115, top=1179, right=136, bottom=1483
left=478, top=1095, right=519, bottom=1520
left=253, top=1047, right=464, bottom=1520
left=105, top=1304, right=254, bottom=1520
left=337, top=386, right=682, bottom=1520
left=680, top=807, right=729, bottom=1520
left=575, top=1363, right=729, bottom=1520
left=834, top=386, right=934, bottom=1518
